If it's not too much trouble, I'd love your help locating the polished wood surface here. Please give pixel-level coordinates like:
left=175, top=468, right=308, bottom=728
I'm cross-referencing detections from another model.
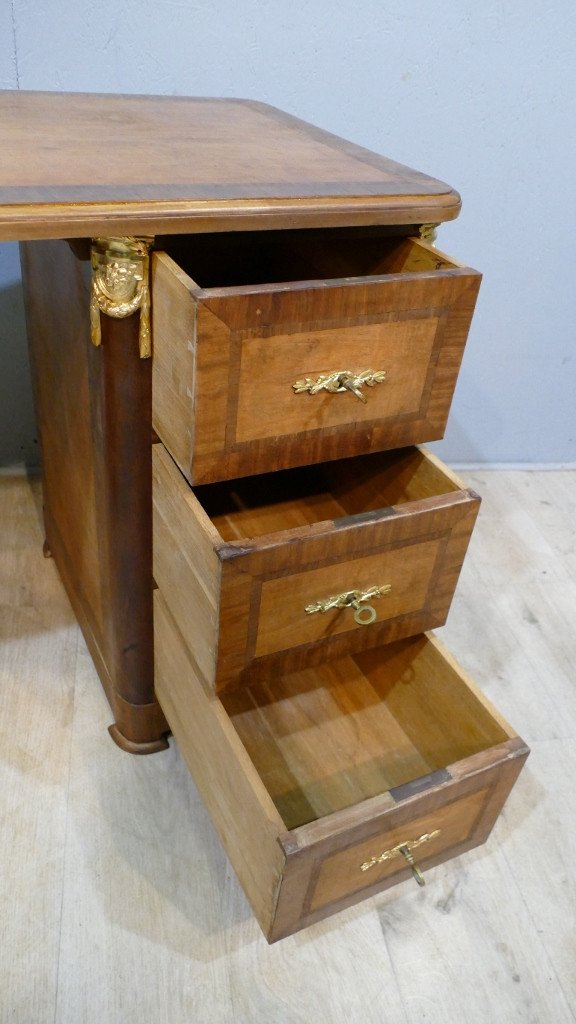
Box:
left=0, top=92, right=460, bottom=240
left=21, top=239, right=168, bottom=751
left=152, top=233, right=481, bottom=484
left=222, top=634, right=514, bottom=826
left=153, top=443, right=479, bottom=691
left=153, top=594, right=528, bottom=941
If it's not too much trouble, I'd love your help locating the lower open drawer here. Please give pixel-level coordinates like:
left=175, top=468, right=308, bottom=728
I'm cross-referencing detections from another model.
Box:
left=154, top=593, right=528, bottom=942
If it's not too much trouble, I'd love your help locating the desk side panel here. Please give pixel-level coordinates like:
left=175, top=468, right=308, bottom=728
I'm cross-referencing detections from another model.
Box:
left=20, top=239, right=168, bottom=752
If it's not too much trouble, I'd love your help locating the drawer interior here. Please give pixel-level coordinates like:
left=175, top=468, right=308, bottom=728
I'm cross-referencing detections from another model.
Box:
left=159, top=228, right=455, bottom=289
left=193, top=447, right=462, bottom=542
left=220, top=635, right=511, bottom=830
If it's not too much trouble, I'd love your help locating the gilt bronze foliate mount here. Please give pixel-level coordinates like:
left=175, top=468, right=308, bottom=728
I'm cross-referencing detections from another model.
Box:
left=360, top=829, right=442, bottom=886
left=90, top=236, right=154, bottom=358
left=293, top=369, right=387, bottom=404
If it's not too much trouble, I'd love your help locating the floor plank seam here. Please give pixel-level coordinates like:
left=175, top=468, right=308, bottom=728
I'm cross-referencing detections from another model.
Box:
left=52, top=628, right=81, bottom=1024
left=499, top=841, right=576, bottom=1023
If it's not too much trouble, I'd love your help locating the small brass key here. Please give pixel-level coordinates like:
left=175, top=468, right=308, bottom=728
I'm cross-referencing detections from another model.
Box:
left=399, top=844, right=426, bottom=887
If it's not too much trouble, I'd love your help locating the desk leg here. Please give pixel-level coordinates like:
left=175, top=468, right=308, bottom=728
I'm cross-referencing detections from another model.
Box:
left=21, top=240, right=169, bottom=753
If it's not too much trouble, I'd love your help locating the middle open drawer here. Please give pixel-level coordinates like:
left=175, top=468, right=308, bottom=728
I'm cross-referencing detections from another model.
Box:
left=153, top=443, right=479, bottom=692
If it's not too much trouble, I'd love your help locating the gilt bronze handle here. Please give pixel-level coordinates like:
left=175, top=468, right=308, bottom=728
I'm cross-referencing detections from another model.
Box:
left=293, top=369, right=387, bottom=404
left=305, top=584, right=391, bottom=625
left=360, top=830, right=441, bottom=887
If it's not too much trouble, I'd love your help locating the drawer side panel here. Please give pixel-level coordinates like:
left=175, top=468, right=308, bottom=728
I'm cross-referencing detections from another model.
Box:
left=153, top=445, right=221, bottom=691
left=154, top=592, right=285, bottom=935
left=152, top=253, right=198, bottom=475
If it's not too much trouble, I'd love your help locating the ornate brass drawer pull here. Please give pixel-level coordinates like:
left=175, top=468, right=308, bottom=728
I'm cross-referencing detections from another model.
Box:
left=360, top=829, right=441, bottom=887
left=305, top=584, right=391, bottom=625
left=292, top=369, right=387, bottom=404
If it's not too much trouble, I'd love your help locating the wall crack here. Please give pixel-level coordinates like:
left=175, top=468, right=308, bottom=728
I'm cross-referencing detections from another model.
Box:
left=10, top=0, right=20, bottom=88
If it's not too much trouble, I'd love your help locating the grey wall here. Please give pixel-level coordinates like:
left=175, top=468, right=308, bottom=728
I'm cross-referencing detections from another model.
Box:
left=0, top=2, right=37, bottom=464
left=1, top=1, right=575, bottom=466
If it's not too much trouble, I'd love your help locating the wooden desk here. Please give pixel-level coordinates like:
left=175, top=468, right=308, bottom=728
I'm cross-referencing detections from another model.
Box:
left=0, top=90, right=459, bottom=751
left=0, top=91, right=527, bottom=940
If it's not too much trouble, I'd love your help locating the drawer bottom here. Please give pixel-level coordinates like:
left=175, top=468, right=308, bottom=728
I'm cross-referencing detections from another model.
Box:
left=154, top=593, right=528, bottom=942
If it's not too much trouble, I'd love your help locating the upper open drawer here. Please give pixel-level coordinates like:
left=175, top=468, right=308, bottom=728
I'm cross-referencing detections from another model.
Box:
left=151, top=229, right=481, bottom=484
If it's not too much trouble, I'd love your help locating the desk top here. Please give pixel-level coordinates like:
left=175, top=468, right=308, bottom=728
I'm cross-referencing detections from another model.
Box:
left=0, top=91, right=460, bottom=240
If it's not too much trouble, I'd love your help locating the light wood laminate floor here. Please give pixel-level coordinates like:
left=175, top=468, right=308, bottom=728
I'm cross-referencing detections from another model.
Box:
left=1, top=468, right=575, bottom=1024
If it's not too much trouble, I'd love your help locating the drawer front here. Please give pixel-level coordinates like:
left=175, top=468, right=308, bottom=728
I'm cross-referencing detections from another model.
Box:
left=254, top=537, right=441, bottom=658
left=219, top=495, right=479, bottom=687
left=308, top=784, right=488, bottom=912
left=152, top=241, right=481, bottom=484
left=271, top=741, right=528, bottom=942
left=234, top=318, right=435, bottom=446
left=153, top=443, right=480, bottom=692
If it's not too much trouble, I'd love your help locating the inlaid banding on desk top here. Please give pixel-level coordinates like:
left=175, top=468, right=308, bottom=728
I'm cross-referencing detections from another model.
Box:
left=0, top=181, right=451, bottom=204
left=0, top=92, right=456, bottom=202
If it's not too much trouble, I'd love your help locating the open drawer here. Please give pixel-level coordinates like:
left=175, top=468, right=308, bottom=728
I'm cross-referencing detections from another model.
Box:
left=153, top=443, right=480, bottom=692
left=155, top=594, right=529, bottom=942
left=151, top=229, right=481, bottom=484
